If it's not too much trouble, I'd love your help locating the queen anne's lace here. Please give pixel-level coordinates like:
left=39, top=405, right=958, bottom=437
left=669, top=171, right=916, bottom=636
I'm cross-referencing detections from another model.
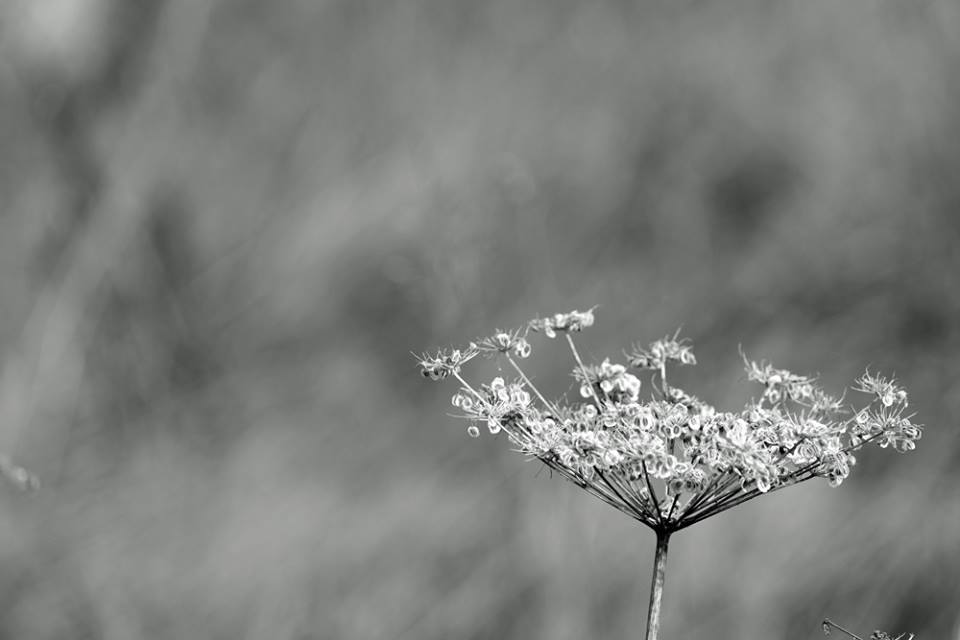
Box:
left=419, top=309, right=922, bottom=531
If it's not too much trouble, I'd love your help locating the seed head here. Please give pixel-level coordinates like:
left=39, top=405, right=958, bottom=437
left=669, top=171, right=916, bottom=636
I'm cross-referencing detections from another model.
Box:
left=477, top=329, right=532, bottom=358
left=419, top=309, right=923, bottom=531
left=417, top=343, right=479, bottom=380
left=629, top=332, right=696, bottom=370
left=529, top=308, right=596, bottom=338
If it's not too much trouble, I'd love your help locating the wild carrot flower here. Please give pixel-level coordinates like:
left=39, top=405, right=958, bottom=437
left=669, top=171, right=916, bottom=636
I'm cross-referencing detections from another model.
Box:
left=418, top=309, right=922, bottom=640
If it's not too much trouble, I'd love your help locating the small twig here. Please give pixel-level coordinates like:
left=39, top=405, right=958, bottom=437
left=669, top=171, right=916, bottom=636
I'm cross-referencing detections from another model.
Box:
left=505, top=353, right=559, bottom=415
left=822, top=618, right=864, bottom=640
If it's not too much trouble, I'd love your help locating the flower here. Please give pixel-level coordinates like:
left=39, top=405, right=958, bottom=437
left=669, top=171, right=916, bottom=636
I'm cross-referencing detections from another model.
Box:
left=855, top=370, right=909, bottom=407
left=529, top=308, right=596, bottom=338
left=452, top=377, right=534, bottom=436
left=574, top=358, right=641, bottom=403
left=417, top=343, right=479, bottom=380
left=629, top=333, right=696, bottom=370
left=742, top=356, right=816, bottom=405
left=477, top=328, right=532, bottom=359
left=419, top=308, right=922, bottom=531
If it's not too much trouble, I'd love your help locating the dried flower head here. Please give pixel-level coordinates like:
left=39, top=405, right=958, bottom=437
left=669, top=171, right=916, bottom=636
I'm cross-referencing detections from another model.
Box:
left=476, top=329, right=532, bottom=359
left=528, top=307, right=596, bottom=338
left=419, top=309, right=922, bottom=534
left=416, top=343, right=480, bottom=380
left=629, top=331, right=697, bottom=370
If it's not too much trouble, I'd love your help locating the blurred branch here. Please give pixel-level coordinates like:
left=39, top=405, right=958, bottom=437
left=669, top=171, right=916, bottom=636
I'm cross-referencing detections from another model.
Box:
left=0, top=0, right=217, bottom=483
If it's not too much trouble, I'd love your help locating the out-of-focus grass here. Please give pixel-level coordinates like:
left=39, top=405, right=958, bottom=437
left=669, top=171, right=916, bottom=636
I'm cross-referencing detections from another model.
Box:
left=0, top=0, right=959, bottom=638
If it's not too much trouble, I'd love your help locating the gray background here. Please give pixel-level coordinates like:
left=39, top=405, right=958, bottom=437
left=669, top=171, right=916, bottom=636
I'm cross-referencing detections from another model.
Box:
left=0, top=1, right=958, bottom=638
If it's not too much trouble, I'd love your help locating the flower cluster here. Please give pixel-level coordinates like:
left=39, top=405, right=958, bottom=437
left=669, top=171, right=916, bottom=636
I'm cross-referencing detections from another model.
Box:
left=418, top=309, right=922, bottom=531
left=855, top=370, right=909, bottom=407
left=743, top=357, right=817, bottom=404
left=476, top=329, right=531, bottom=358
left=529, top=308, right=595, bottom=338
left=416, top=343, right=479, bottom=380
left=452, top=377, right=532, bottom=437
left=629, top=333, right=696, bottom=370
left=575, top=359, right=642, bottom=403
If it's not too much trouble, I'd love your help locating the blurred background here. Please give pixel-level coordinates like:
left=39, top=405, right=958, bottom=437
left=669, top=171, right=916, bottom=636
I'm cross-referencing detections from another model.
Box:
left=0, top=1, right=958, bottom=638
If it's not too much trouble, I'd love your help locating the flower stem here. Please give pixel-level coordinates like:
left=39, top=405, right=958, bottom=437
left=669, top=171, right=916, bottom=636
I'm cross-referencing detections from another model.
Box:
left=505, top=353, right=559, bottom=415
left=821, top=618, right=864, bottom=640
left=644, top=529, right=671, bottom=640
left=565, top=333, right=602, bottom=408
